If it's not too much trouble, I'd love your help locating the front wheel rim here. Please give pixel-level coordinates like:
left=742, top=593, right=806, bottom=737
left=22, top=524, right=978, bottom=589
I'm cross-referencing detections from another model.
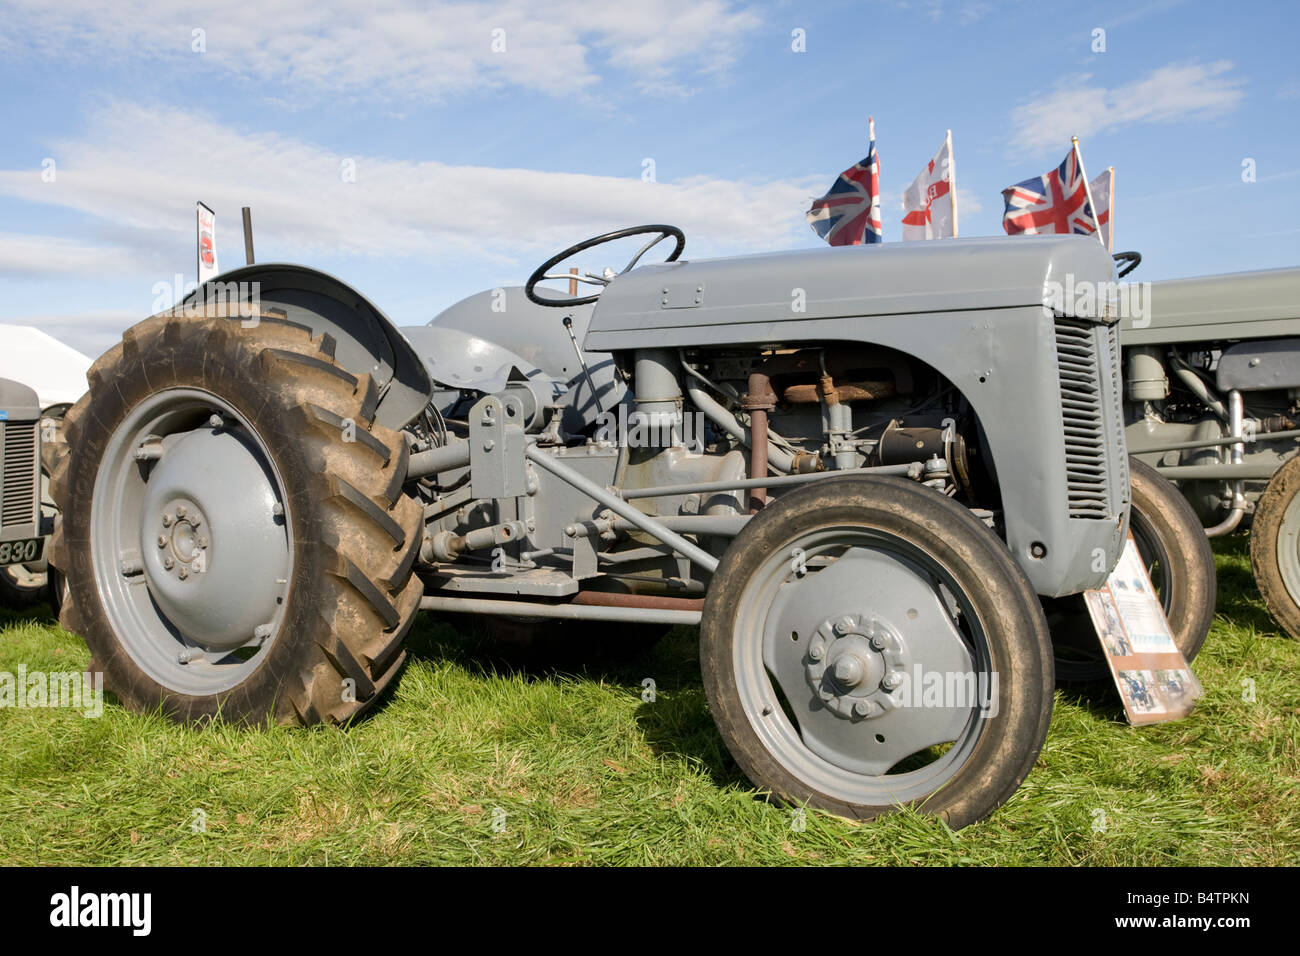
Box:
left=1277, top=490, right=1300, bottom=611
left=731, top=525, right=993, bottom=806
left=90, top=387, right=294, bottom=696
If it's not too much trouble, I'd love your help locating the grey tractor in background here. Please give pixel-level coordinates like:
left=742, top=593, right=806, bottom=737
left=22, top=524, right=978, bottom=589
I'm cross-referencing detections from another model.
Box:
left=52, top=227, right=1146, bottom=827
left=0, top=378, right=62, bottom=611
left=1121, top=265, right=1300, bottom=640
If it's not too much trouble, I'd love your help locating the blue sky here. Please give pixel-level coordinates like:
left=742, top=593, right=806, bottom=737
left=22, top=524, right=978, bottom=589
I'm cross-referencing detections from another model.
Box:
left=0, top=0, right=1297, bottom=358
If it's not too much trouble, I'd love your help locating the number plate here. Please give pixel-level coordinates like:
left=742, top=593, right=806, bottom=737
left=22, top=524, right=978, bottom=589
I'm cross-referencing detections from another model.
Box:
left=0, top=537, right=44, bottom=567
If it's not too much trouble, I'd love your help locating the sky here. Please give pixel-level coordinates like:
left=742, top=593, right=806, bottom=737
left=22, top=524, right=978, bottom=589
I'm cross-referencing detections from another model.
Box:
left=0, top=0, right=1297, bottom=360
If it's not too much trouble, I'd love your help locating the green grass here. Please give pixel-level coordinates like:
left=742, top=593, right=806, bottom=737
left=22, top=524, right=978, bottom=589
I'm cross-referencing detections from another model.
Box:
left=1, top=537, right=1297, bottom=866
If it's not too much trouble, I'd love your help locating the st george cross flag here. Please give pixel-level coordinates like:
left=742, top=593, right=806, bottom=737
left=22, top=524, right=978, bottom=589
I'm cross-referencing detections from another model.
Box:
left=807, top=118, right=883, bottom=245
left=1089, top=166, right=1114, bottom=251
left=901, top=131, right=957, bottom=240
left=1001, top=143, right=1099, bottom=239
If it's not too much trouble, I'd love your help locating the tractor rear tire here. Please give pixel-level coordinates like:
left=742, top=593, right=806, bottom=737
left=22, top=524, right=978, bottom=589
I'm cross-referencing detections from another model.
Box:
left=1251, top=454, right=1300, bottom=640
left=51, top=306, right=424, bottom=725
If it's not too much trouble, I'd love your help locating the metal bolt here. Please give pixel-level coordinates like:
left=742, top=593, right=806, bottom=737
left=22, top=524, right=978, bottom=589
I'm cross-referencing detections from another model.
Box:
left=483, top=440, right=495, bottom=452
left=163, top=557, right=174, bottom=570
left=176, top=504, right=187, bottom=518
left=161, top=513, right=174, bottom=527
left=853, top=700, right=871, bottom=718
left=197, top=537, right=209, bottom=550
left=208, top=413, right=224, bottom=428
left=177, top=567, right=189, bottom=580
left=882, top=672, right=903, bottom=690
left=809, top=643, right=825, bottom=662
left=834, top=616, right=854, bottom=635
left=177, top=648, right=194, bottom=664
left=190, top=513, right=202, bottom=528
left=272, top=502, right=284, bottom=517
left=870, top=634, right=886, bottom=651
left=157, top=535, right=168, bottom=549
left=833, top=656, right=864, bottom=686
left=253, top=623, right=275, bottom=642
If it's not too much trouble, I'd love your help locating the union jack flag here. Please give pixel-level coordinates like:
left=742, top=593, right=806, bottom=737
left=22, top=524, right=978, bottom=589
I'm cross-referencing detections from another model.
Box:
left=807, top=120, right=882, bottom=245
left=1001, top=145, right=1098, bottom=237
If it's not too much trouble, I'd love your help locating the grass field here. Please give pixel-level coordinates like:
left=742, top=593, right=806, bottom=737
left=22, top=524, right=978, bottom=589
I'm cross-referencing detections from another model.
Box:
left=1, top=537, right=1296, bottom=866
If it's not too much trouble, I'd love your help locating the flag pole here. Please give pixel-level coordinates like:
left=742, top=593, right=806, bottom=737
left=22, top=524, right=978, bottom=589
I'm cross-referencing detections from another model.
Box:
left=1106, top=165, right=1115, bottom=253
left=947, top=129, right=958, bottom=238
left=1072, top=136, right=1107, bottom=249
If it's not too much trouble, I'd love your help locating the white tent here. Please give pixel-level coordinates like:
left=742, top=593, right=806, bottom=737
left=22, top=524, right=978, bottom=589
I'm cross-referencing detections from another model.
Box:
left=0, top=325, right=92, bottom=408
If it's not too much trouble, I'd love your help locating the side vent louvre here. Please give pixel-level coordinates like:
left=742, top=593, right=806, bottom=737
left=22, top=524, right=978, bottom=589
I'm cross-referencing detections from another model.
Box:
left=1055, top=319, right=1109, bottom=519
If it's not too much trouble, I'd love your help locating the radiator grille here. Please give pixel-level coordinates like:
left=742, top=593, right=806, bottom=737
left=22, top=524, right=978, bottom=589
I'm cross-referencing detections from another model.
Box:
left=2, top=421, right=38, bottom=527
left=1055, top=319, right=1110, bottom=518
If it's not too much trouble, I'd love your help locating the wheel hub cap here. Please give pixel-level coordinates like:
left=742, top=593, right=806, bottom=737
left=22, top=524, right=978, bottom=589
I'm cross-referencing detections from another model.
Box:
left=139, top=426, right=289, bottom=651
left=804, top=616, right=906, bottom=721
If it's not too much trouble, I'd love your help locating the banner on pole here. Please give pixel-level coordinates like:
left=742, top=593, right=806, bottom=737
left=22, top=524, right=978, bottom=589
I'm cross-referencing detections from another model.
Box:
left=196, top=202, right=219, bottom=284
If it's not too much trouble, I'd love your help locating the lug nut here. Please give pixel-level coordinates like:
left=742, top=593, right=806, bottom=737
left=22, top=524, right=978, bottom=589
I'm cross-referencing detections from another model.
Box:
left=882, top=672, right=903, bottom=690
left=208, top=414, right=223, bottom=428
left=197, top=537, right=209, bottom=550
left=190, top=514, right=202, bottom=528
left=161, top=513, right=174, bottom=527
left=163, top=557, right=174, bottom=570
left=176, top=505, right=187, bottom=518
left=870, top=634, right=886, bottom=651
left=809, top=644, right=825, bottom=662
left=853, top=700, right=872, bottom=718
left=178, top=567, right=189, bottom=580
left=157, top=535, right=167, bottom=548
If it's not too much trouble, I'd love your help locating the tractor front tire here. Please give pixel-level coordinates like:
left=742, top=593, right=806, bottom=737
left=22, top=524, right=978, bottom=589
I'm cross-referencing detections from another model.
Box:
left=1251, top=454, right=1300, bottom=640
left=51, top=307, right=424, bottom=725
left=701, top=475, right=1054, bottom=828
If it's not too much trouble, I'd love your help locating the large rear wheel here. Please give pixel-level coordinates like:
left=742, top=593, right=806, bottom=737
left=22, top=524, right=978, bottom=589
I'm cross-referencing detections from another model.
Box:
left=51, top=307, right=424, bottom=724
left=701, top=475, right=1054, bottom=828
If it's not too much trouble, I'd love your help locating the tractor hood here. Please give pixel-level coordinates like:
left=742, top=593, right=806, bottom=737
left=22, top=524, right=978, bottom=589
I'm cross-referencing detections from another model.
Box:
left=584, top=235, right=1115, bottom=351
left=1119, top=266, right=1300, bottom=346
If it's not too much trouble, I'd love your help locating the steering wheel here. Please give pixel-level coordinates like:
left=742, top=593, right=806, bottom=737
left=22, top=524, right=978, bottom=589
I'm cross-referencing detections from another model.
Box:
left=525, top=224, right=686, bottom=307
left=1113, top=250, right=1141, bottom=279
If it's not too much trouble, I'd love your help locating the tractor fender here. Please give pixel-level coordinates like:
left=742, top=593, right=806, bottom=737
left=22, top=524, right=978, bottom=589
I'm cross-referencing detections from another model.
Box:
left=185, top=264, right=433, bottom=430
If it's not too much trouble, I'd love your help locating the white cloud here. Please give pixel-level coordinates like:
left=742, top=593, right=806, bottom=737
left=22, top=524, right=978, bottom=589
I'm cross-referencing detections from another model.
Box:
left=954, top=186, right=982, bottom=216
left=0, top=0, right=761, bottom=100
left=0, top=233, right=145, bottom=277
left=0, top=103, right=819, bottom=274
left=1009, top=60, right=1245, bottom=154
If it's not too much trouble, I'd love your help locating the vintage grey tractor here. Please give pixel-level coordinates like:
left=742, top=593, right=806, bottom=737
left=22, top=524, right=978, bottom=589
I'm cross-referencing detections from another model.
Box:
left=53, top=227, right=1141, bottom=827
left=1120, top=264, right=1300, bottom=640
left=0, top=378, right=60, bottom=610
